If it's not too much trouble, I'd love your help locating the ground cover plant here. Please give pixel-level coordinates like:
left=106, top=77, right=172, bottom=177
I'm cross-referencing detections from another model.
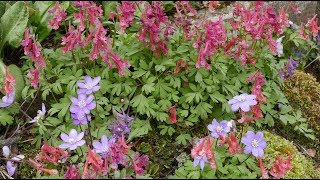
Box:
left=0, top=1, right=319, bottom=179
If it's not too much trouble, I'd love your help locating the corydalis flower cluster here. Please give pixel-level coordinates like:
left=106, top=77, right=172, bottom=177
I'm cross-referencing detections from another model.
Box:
left=48, top=1, right=67, bottom=30
left=110, top=109, right=134, bottom=139
left=194, top=17, right=226, bottom=70
left=174, top=1, right=198, bottom=40
left=116, top=1, right=136, bottom=33
left=280, top=56, right=299, bottom=80
left=0, top=66, right=16, bottom=107
left=50, top=1, right=131, bottom=76
left=191, top=136, right=216, bottom=170
left=21, top=28, right=46, bottom=88
left=137, top=2, right=169, bottom=56
left=29, top=141, right=79, bottom=176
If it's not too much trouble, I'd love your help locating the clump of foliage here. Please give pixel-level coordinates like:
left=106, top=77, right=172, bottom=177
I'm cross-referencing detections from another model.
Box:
left=263, top=131, right=319, bottom=179
left=284, top=70, right=320, bottom=132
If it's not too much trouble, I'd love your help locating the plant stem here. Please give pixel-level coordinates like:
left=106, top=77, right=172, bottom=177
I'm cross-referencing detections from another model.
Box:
left=304, top=56, right=320, bottom=69
left=85, top=115, right=93, bottom=147
left=239, top=154, right=251, bottom=165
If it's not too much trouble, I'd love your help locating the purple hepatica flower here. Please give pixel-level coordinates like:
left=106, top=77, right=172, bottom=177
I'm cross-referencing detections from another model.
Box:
left=0, top=93, right=15, bottom=107
left=59, top=129, right=86, bottom=150
left=71, top=113, right=91, bottom=125
left=30, top=103, right=46, bottom=124
left=110, top=109, right=134, bottom=139
left=207, top=119, right=230, bottom=138
left=241, top=131, right=267, bottom=158
left=77, top=76, right=101, bottom=95
left=93, top=135, right=116, bottom=157
left=70, top=94, right=96, bottom=115
left=227, top=93, right=257, bottom=112
left=6, top=161, right=16, bottom=177
left=193, top=156, right=208, bottom=170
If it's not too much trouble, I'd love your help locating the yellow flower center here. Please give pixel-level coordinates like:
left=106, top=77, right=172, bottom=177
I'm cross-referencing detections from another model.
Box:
left=251, top=139, right=259, bottom=147
left=86, top=84, right=93, bottom=89
left=69, top=138, right=75, bottom=144
left=216, top=126, right=223, bottom=132
left=78, top=100, right=86, bottom=108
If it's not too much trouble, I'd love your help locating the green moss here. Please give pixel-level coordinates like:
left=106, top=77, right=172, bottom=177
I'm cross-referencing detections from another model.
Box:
left=284, top=70, right=320, bottom=132
left=17, top=141, right=39, bottom=178
left=263, top=131, right=319, bottom=179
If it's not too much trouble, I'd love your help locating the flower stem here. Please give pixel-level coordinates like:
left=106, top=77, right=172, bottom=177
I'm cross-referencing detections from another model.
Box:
left=85, top=115, right=94, bottom=147
left=239, top=154, right=251, bottom=165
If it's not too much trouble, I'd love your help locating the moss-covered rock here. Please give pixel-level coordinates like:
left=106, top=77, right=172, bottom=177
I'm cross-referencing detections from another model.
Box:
left=284, top=70, right=320, bottom=132
left=263, top=131, right=319, bottom=179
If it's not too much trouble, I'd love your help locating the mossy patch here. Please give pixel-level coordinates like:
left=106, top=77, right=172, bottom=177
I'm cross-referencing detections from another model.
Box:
left=263, top=131, right=319, bottom=179
left=284, top=70, right=320, bottom=132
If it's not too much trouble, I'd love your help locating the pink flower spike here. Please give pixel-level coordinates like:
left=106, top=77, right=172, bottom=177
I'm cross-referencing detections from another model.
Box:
left=27, top=67, right=40, bottom=88
left=133, top=152, right=149, bottom=175
left=3, top=66, right=16, bottom=95
left=48, top=1, right=67, bottom=30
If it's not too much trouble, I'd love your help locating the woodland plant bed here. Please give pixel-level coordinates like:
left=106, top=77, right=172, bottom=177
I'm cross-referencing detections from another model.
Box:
left=0, top=1, right=320, bottom=179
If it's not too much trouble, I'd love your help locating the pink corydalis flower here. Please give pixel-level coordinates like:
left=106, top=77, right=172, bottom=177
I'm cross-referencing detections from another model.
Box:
left=27, top=67, right=40, bottom=88
left=166, top=104, right=177, bottom=123
left=289, top=4, right=301, bottom=14
left=29, top=159, right=58, bottom=175
left=299, top=23, right=309, bottom=40
left=109, top=134, right=131, bottom=169
left=191, top=136, right=216, bottom=170
left=238, top=103, right=263, bottom=124
left=269, top=154, right=293, bottom=179
left=110, top=53, right=131, bottom=76
left=64, top=165, right=81, bottom=179
left=132, top=152, right=149, bottom=175
left=82, top=146, right=108, bottom=178
left=21, top=28, right=46, bottom=67
left=137, top=2, right=169, bottom=56
left=48, top=1, right=67, bottom=30
left=247, top=71, right=266, bottom=103
left=2, top=66, right=16, bottom=95
left=117, top=1, right=136, bottom=33
left=61, top=22, right=83, bottom=54
left=172, top=59, right=189, bottom=74
left=36, top=141, right=69, bottom=166
left=195, top=17, right=226, bottom=69
left=208, top=1, right=220, bottom=13
left=225, top=132, right=242, bottom=155
left=279, top=7, right=290, bottom=31
left=305, top=15, right=320, bottom=38
left=259, top=159, right=270, bottom=179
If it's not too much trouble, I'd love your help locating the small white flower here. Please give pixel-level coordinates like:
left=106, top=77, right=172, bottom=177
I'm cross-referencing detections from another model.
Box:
left=2, top=146, right=10, bottom=158
left=276, top=36, right=285, bottom=57
left=11, top=155, right=25, bottom=161
left=30, top=103, right=46, bottom=124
